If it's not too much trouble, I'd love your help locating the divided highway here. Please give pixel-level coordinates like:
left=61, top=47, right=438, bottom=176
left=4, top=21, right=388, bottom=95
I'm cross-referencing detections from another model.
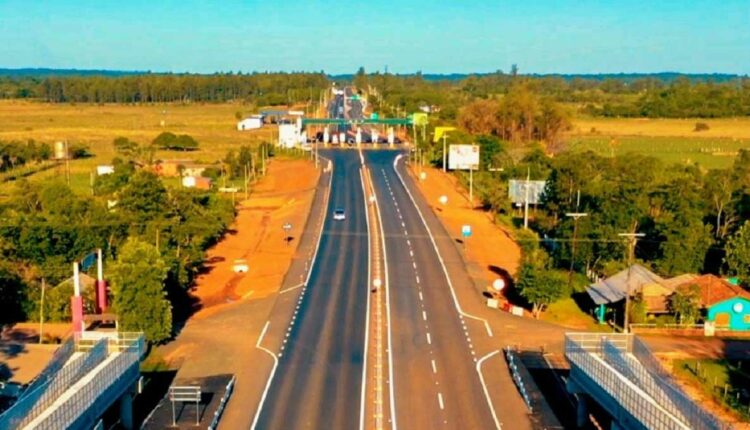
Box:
left=254, top=150, right=369, bottom=429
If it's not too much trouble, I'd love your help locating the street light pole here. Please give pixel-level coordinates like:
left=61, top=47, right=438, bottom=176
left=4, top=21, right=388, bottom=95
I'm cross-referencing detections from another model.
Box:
left=618, top=232, right=645, bottom=334
left=523, top=167, right=531, bottom=229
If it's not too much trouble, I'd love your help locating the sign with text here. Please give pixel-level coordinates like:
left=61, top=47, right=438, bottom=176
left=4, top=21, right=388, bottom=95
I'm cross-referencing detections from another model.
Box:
left=508, top=180, right=547, bottom=205
left=448, top=144, right=479, bottom=170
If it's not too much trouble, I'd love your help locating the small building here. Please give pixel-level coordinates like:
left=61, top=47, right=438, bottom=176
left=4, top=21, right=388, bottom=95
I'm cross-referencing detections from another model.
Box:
left=155, top=160, right=209, bottom=178
left=96, top=165, right=115, bottom=176
left=182, top=176, right=212, bottom=190
left=674, top=274, right=750, bottom=330
left=237, top=115, right=264, bottom=131
left=585, top=264, right=665, bottom=324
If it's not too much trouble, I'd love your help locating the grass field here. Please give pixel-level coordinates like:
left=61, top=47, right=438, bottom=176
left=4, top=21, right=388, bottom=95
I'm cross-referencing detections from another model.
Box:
left=566, top=116, right=750, bottom=169
left=565, top=135, right=748, bottom=169
left=571, top=116, right=750, bottom=139
left=0, top=100, right=281, bottom=194
left=1, top=101, right=748, bottom=192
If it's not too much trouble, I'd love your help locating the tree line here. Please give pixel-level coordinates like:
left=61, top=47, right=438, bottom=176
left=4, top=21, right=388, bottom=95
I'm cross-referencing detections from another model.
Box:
left=1, top=72, right=329, bottom=105
left=3, top=70, right=748, bottom=118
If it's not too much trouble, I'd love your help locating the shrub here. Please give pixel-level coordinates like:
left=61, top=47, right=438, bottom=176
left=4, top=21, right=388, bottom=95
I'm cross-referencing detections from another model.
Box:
left=152, top=132, right=199, bottom=151
left=694, top=122, right=710, bottom=132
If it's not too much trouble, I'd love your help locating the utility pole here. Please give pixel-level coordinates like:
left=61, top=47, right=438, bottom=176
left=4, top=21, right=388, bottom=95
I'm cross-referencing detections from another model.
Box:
left=469, top=165, right=474, bottom=208
left=619, top=232, right=645, bottom=334
left=65, top=141, right=71, bottom=185
left=566, top=190, right=588, bottom=289
left=523, top=167, right=531, bottom=229
left=244, top=163, right=248, bottom=201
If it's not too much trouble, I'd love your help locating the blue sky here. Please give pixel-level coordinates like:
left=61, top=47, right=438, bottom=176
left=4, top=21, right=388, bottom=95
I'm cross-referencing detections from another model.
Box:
left=0, top=0, right=748, bottom=74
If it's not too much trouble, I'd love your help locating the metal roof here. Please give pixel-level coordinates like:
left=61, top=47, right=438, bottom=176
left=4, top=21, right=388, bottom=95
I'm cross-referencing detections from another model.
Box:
left=585, top=264, right=664, bottom=305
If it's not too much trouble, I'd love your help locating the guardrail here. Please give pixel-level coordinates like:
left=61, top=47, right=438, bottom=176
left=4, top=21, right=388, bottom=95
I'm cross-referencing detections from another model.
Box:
left=504, top=347, right=533, bottom=412
left=208, top=376, right=236, bottom=430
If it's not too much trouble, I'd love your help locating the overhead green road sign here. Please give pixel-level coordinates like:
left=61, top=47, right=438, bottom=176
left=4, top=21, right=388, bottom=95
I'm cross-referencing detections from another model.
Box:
left=302, top=118, right=412, bottom=126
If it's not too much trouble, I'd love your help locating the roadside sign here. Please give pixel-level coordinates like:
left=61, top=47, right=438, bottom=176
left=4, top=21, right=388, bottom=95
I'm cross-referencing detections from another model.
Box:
left=508, top=180, right=547, bottom=205
left=448, top=145, right=479, bottom=170
left=461, top=225, right=472, bottom=238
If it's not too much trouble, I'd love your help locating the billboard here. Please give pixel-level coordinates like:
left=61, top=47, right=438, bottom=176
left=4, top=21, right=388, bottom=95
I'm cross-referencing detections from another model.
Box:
left=448, top=144, right=479, bottom=170
left=508, top=180, right=547, bottom=205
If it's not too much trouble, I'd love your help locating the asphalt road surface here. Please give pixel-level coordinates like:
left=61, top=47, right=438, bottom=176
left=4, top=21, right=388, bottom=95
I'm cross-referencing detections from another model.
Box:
left=254, top=150, right=368, bottom=429
left=366, top=149, right=498, bottom=429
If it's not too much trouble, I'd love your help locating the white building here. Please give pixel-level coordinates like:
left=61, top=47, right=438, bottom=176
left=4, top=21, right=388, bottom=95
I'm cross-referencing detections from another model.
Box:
left=237, top=115, right=264, bottom=131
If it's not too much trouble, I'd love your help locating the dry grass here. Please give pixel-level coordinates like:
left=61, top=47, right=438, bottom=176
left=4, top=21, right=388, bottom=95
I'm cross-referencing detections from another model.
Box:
left=0, top=100, right=277, bottom=193
left=571, top=116, right=750, bottom=139
left=565, top=116, right=750, bottom=169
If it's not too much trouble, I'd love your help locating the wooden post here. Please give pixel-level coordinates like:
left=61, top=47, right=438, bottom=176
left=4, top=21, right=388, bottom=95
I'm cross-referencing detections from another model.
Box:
left=38, top=278, right=45, bottom=344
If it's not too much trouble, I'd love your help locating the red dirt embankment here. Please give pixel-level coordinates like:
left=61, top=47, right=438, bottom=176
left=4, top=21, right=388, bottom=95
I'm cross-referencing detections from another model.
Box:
left=191, top=159, right=319, bottom=317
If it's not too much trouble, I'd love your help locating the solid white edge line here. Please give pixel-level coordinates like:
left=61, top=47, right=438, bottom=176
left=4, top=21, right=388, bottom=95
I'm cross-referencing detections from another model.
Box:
left=477, top=350, right=503, bottom=430
left=251, top=321, right=279, bottom=430
left=359, top=165, right=372, bottom=430
left=371, top=163, right=398, bottom=430
left=304, top=156, right=334, bottom=287
left=391, top=154, right=493, bottom=338
left=252, top=156, right=333, bottom=429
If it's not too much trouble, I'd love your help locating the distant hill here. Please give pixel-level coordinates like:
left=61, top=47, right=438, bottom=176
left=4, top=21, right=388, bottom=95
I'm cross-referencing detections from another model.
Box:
left=0, top=68, right=147, bottom=78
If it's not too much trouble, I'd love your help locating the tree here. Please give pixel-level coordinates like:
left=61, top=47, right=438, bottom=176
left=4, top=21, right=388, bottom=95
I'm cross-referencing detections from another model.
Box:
left=704, top=169, right=736, bottom=238
left=110, top=238, right=171, bottom=343
left=353, top=66, right=368, bottom=91
left=457, top=99, right=500, bottom=135
left=725, top=220, right=750, bottom=283
left=670, top=284, right=701, bottom=324
left=113, top=136, right=139, bottom=156
left=118, top=171, right=168, bottom=222
left=516, top=263, right=568, bottom=318
left=0, top=264, right=26, bottom=324
left=152, top=132, right=198, bottom=151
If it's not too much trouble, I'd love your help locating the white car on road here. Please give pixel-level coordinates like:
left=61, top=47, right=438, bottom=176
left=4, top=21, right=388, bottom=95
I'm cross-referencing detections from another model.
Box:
left=333, top=207, right=346, bottom=221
